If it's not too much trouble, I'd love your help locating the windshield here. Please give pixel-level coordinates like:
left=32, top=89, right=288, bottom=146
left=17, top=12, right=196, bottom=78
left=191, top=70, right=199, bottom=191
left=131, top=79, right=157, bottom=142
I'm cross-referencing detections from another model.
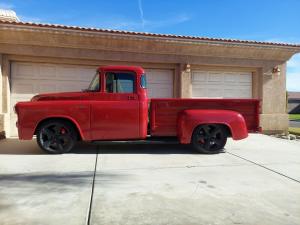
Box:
left=87, top=72, right=100, bottom=91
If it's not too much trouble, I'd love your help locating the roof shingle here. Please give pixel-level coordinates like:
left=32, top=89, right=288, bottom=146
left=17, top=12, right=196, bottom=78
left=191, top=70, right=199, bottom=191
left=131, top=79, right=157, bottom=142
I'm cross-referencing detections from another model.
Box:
left=0, top=19, right=300, bottom=48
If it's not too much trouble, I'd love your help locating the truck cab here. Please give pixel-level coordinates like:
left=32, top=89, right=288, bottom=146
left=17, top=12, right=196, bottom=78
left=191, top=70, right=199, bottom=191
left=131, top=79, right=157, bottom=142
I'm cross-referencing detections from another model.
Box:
left=15, top=66, right=259, bottom=154
left=82, top=66, right=148, bottom=140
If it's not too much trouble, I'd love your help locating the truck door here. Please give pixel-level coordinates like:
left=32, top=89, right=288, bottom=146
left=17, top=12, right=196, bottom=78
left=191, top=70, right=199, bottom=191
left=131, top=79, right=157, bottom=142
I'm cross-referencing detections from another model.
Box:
left=90, top=71, right=140, bottom=140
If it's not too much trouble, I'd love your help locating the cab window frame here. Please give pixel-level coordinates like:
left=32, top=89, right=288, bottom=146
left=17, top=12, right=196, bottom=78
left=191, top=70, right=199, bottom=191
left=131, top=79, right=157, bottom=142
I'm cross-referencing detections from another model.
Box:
left=86, top=71, right=101, bottom=92
left=105, top=71, right=136, bottom=94
left=140, top=74, right=147, bottom=89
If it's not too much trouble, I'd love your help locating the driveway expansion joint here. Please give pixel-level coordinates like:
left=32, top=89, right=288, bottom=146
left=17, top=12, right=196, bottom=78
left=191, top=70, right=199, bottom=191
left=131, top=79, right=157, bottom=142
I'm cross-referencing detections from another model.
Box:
left=85, top=145, right=99, bottom=225
left=227, top=151, right=300, bottom=184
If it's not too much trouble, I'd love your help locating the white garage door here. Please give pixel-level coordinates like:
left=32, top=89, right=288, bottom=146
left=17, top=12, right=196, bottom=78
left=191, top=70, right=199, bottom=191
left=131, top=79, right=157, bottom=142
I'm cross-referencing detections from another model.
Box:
left=145, top=69, right=174, bottom=98
left=10, top=62, right=97, bottom=137
left=192, top=70, right=252, bottom=98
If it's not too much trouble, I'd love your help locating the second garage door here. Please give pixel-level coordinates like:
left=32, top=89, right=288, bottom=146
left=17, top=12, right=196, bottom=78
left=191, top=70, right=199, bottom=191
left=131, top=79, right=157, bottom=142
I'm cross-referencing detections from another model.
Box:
left=145, top=69, right=174, bottom=98
left=192, top=70, right=252, bottom=98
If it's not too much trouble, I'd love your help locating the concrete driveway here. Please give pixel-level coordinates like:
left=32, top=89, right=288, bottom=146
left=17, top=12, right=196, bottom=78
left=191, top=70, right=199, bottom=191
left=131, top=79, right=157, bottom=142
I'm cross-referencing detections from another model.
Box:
left=0, top=134, right=299, bottom=225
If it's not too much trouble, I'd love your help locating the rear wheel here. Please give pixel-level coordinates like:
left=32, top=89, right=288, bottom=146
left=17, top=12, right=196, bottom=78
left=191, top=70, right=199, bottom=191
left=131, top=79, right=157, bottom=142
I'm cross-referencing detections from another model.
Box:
left=191, top=124, right=227, bottom=154
left=36, top=120, right=77, bottom=154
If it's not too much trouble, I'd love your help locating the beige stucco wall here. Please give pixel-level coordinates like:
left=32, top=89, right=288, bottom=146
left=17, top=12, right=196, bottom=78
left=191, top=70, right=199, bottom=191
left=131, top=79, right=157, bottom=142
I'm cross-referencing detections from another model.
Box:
left=0, top=53, right=4, bottom=138
left=179, top=64, right=192, bottom=98
left=0, top=53, right=2, bottom=113
left=0, top=54, right=10, bottom=138
left=0, top=23, right=299, bottom=137
left=0, top=51, right=291, bottom=137
left=260, top=63, right=289, bottom=133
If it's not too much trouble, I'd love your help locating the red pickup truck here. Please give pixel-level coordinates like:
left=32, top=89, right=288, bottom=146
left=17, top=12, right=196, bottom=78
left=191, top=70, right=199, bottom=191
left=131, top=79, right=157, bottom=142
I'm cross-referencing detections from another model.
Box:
left=15, top=66, right=260, bottom=154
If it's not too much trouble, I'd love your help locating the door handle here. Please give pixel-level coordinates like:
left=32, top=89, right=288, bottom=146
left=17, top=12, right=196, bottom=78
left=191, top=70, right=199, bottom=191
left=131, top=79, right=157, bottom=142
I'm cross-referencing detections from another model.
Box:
left=128, top=96, right=135, bottom=100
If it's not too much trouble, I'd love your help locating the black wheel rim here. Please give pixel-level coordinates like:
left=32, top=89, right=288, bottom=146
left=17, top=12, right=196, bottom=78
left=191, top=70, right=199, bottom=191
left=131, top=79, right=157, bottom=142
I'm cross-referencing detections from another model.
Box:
left=194, top=125, right=224, bottom=152
left=39, top=123, right=73, bottom=153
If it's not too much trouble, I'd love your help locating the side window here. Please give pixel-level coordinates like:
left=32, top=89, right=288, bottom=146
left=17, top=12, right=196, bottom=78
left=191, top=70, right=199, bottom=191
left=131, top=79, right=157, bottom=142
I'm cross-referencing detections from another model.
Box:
left=105, top=72, right=135, bottom=93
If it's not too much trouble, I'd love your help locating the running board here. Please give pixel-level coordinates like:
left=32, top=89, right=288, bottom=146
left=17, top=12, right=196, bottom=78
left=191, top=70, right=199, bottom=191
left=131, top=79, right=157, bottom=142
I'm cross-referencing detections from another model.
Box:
left=91, top=136, right=179, bottom=145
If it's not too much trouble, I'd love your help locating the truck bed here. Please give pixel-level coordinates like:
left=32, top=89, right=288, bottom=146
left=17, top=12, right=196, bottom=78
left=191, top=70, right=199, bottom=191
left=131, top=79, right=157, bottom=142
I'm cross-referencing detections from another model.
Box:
left=150, top=98, right=260, bottom=137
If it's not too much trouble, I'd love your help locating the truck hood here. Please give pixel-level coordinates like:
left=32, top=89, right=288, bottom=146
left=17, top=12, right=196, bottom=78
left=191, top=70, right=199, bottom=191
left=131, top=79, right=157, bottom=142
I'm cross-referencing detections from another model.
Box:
left=31, top=91, right=85, bottom=101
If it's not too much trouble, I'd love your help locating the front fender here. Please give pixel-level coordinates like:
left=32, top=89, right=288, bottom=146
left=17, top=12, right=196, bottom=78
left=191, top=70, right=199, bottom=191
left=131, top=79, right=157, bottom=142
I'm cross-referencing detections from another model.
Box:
left=15, top=101, right=90, bottom=140
left=177, top=109, right=248, bottom=144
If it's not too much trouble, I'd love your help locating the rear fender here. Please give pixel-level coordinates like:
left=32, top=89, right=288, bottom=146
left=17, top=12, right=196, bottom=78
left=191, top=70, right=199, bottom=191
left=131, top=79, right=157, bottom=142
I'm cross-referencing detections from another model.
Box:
left=177, top=109, right=248, bottom=144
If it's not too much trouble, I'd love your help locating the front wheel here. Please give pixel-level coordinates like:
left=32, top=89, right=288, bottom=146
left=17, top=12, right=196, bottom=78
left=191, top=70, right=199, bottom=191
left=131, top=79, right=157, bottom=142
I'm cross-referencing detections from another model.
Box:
left=191, top=124, right=227, bottom=154
left=36, top=120, right=77, bottom=154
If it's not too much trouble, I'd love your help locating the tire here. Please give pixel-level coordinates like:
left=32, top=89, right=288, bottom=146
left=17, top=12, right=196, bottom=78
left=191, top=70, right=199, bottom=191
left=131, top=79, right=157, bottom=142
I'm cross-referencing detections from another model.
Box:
left=191, top=124, right=227, bottom=154
left=36, top=120, right=77, bottom=154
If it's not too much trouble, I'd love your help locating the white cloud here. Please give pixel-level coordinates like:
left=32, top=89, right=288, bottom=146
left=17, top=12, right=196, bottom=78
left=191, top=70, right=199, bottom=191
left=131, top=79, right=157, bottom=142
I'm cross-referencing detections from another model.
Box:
left=89, top=17, right=141, bottom=31
left=86, top=1, right=190, bottom=32
left=0, top=2, right=42, bottom=23
left=144, top=13, right=190, bottom=30
left=89, top=13, right=190, bottom=32
left=18, top=15, right=43, bottom=23
left=138, top=0, right=145, bottom=29
left=264, top=37, right=300, bottom=45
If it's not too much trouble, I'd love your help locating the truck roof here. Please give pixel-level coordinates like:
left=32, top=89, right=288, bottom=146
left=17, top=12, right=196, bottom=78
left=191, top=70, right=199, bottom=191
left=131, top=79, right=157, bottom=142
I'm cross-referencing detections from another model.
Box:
left=99, top=65, right=144, bottom=74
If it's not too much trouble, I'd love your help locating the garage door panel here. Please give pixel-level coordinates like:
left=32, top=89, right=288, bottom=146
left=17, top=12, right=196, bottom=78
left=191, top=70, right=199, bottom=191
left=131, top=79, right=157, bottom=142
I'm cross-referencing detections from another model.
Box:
left=58, top=67, right=95, bottom=81
left=191, top=88, right=206, bottom=97
left=192, top=70, right=252, bottom=99
left=224, top=74, right=237, bottom=82
left=38, top=83, right=60, bottom=93
left=38, top=65, right=57, bottom=79
left=56, top=83, right=90, bottom=92
left=192, top=75, right=206, bottom=82
left=145, top=69, right=174, bottom=98
left=12, top=82, right=36, bottom=94
left=12, top=63, right=38, bottom=79
left=208, top=73, right=223, bottom=82
left=147, top=76, right=171, bottom=82
left=148, top=88, right=172, bottom=99
left=239, top=76, right=252, bottom=83
left=10, top=62, right=96, bottom=137
left=12, top=81, right=51, bottom=94
left=207, top=90, right=223, bottom=97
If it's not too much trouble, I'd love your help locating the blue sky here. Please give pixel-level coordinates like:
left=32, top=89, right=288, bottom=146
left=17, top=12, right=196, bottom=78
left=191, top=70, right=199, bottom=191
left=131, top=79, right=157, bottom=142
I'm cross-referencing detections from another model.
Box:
left=1, top=0, right=300, bottom=91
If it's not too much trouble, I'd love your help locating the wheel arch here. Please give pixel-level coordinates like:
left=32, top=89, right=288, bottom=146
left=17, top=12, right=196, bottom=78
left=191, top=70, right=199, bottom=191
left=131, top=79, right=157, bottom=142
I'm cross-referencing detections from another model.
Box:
left=177, top=109, right=248, bottom=144
left=34, top=116, right=84, bottom=140
left=191, top=123, right=232, bottom=138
